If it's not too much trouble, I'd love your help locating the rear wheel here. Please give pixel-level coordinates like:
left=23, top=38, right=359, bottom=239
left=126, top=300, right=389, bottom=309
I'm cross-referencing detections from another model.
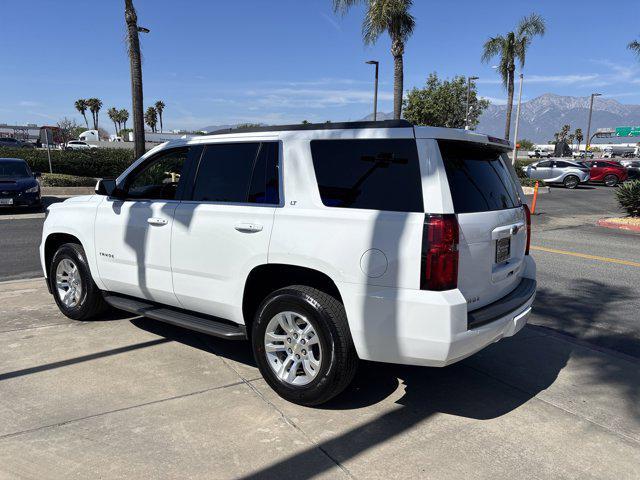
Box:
left=604, top=174, right=619, bottom=187
left=252, top=285, right=358, bottom=406
left=50, top=243, right=107, bottom=320
left=563, top=175, right=579, bottom=189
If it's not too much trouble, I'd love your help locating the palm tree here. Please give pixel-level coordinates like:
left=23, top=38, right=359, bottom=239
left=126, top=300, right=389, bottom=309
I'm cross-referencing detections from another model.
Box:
left=629, top=38, right=640, bottom=57
left=481, top=13, right=546, bottom=140
left=75, top=99, right=89, bottom=128
left=107, top=107, right=119, bottom=136
left=145, top=106, right=158, bottom=133
left=119, top=108, right=130, bottom=132
left=574, top=128, right=583, bottom=151
left=334, top=0, right=415, bottom=120
left=125, top=0, right=145, bottom=158
left=155, top=100, right=165, bottom=132
left=86, top=98, right=103, bottom=130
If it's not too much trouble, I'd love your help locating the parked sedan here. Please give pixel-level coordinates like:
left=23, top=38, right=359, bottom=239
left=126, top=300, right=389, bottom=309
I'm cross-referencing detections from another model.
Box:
left=0, top=137, right=35, bottom=149
left=623, top=160, right=640, bottom=180
left=583, top=160, right=628, bottom=186
left=65, top=140, right=97, bottom=150
left=523, top=159, right=590, bottom=189
left=0, top=158, right=42, bottom=208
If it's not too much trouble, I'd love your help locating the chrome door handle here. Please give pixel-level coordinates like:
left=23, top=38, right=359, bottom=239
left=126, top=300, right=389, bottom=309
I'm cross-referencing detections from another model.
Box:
left=147, top=217, right=169, bottom=226
left=235, top=222, right=263, bottom=233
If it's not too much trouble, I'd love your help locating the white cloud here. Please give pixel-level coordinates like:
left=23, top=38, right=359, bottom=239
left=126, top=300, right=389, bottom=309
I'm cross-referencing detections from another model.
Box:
left=481, top=96, right=507, bottom=105
left=320, top=12, right=342, bottom=31
left=19, top=100, right=41, bottom=107
left=245, top=87, right=392, bottom=109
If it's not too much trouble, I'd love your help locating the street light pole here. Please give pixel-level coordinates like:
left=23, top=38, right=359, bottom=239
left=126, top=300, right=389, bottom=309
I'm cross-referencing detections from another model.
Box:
left=512, top=73, right=524, bottom=164
left=366, top=60, right=379, bottom=121
left=585, top=93, right=602, bottom=152
left=465, top=76, right=479, bottom=130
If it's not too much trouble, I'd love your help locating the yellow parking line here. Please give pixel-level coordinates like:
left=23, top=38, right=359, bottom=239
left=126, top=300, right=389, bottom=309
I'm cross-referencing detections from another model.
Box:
left=531, top=246, right=640, bottom=268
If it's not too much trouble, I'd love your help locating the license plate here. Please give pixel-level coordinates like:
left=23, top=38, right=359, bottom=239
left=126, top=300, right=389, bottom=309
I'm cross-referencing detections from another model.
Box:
left=495, top=237, right=511, bottom=263
left=0, top=198, right=13, bottom=205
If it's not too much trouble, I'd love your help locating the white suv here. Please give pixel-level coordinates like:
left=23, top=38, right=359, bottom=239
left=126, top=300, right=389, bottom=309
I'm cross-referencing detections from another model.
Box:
left=40, top=120, right=536, bottom=406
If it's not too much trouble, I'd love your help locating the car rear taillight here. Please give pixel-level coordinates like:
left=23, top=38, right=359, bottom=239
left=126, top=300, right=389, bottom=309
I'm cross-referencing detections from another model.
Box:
left=523, top=204, right=531, bottom=255
left=420, top=214, right=459, bottom=291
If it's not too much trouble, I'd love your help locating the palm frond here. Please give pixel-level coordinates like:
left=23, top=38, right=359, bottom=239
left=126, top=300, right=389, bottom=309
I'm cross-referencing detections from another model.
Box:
left=481, top=35, right=505, bottom=63
left=629, top=39, right=640, bottom=56
left=333, top=0, right=364, bottom=15
left=363, top=0, right=415, bottom=46
left=517, top=13, right=546, bottom=38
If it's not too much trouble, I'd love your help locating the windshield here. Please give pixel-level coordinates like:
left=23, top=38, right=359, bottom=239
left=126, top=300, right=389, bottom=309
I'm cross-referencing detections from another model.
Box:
left=0, top=161, right=30, bottom=178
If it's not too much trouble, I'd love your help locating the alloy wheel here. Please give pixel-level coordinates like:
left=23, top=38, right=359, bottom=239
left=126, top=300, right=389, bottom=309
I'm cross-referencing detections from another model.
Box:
left=55, top=258, right=83, bottom=308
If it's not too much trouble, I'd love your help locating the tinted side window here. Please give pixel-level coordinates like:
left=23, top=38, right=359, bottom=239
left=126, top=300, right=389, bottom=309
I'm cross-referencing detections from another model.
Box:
left=192, top=142, right=279, bottom=204
left=555, top=161, right=571, bottom=168
left=537, top=161, right=552, bottom=167
left=439, top=140, right=521, bottom=214
left=310, top=139, right=423, bottom=212
left=125, top=148, right=189, bottom=200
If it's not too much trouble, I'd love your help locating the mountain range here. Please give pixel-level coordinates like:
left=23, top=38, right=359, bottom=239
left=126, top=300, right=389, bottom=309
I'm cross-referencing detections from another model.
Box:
left=201, top=93, right=640, bottom=145
left=477, top=93, right=640, bottom=144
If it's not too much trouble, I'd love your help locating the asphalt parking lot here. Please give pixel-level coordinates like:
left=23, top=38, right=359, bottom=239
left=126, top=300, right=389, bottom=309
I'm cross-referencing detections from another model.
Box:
left=1, top=185, right=639, bottom=478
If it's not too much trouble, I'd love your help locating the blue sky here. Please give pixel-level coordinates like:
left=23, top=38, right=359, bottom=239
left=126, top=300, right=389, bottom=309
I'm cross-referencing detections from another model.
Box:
left=1, top=0, right=639, bottom=132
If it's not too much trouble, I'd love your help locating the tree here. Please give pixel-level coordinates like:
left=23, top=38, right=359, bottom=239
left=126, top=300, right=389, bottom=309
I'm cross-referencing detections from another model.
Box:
left=518, top=138, right=535, bottom=151
left=144, top=106, right=158, bottom=132
left=558, top=124, right=571, bottom=142
left=574, top=128, right=583, bottom=150
left=155, top=100, right=165, bottom=132
left=119, top=108, right=130, bottom=132
left=628, top=38, right=640, bottom=57
left=567, top=133, right=575, bottom=147
left=74, top=99, right=89, bottom=128
left=57, top=117, right=83, bottom=145
left=334, top=0, right=415, bottom=119
left=481, top=13, right=546, bottom=140
left=403, top=73, right=490, bottom=128
left=85, top=98, right=103, bottom=130
left=107, top=107, right=119, bottom=136
left=125, top=0, right=146, bottom=158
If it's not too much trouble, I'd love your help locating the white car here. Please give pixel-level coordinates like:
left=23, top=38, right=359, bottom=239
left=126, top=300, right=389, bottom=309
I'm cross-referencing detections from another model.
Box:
left=40, top=120, right=536, bottom=406
left=65, top=140, right=97, bottom=151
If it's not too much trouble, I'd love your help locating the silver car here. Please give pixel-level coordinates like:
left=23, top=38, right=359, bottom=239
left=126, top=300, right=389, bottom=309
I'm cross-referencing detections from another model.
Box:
left=523, top=159, right=590, bottom=189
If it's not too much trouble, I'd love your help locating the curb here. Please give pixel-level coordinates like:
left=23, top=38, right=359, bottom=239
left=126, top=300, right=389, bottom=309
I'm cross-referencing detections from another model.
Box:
left=597, top=218, right=640, bottom=232
left=522, top=186, right=550, bottom=195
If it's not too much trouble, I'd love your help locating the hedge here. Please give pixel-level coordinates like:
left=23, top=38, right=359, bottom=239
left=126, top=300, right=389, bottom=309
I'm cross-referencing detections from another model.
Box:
left=40, top=173, right=97, bottom=187
left=0, top=147, right=135, bottom=178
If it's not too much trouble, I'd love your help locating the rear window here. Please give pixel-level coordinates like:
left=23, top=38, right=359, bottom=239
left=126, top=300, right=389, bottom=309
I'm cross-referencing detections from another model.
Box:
left=310, top=139, right=423, bottom=212
left=438, top=140, right=521, bottom=214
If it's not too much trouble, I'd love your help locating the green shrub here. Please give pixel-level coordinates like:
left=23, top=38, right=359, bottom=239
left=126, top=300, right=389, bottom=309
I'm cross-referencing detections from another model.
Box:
left=0, top=147, right=135, bottom=178
left=40, top=173, right=97, bottom=187
left=615, top=180, right=640, bottom=217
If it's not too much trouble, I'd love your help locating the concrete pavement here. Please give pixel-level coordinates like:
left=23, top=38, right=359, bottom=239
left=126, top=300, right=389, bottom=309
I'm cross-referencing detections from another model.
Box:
left=1, top=278, right=638, bottom=479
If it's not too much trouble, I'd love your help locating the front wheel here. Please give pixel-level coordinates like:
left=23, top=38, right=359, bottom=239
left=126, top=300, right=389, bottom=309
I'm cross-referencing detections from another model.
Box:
left=563, top=175, right=579, bottom=189
left=604, top=174, right=619, bottom=187
left=252, top=285, right=358, bottom=406
left=50, top=243, right=107, bottom=320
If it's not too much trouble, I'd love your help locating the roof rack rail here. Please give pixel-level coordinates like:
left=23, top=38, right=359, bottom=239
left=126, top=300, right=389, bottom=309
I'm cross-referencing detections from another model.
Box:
left=208, top=119, right=413, bottom=135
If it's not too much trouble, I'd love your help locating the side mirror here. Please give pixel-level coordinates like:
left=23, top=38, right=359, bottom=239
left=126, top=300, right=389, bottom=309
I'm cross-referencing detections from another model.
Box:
left=33, top=172, right=42, bottom=178
left=95, top=178, right=118, bottom=197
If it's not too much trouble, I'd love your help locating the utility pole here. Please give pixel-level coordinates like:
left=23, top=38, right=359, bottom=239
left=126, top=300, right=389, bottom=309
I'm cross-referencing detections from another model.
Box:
left=512, top=73, right=524, bottom=164
left=465, top=76, right=479, bottom=130
left=366, top=60, right=379, bottom=121
left=585, top=93, right=602, bottom=152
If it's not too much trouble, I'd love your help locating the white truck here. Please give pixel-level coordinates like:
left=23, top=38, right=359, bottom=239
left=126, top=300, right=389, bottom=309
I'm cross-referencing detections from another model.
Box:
left=40, top=120, right=536, bottom=406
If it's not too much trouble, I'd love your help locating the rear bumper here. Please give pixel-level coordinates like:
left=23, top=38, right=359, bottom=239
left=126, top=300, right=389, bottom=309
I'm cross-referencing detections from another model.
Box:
left=340, top=256, right=537, bottom=367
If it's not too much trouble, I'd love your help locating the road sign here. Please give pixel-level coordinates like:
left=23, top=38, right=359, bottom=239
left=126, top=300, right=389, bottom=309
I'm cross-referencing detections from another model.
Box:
left=615, top=126, right=640, bottom=137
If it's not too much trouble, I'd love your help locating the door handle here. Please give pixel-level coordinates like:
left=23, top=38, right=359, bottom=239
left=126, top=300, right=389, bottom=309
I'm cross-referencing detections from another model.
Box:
left=147, top=217, right=169, bottom=226
left=235, top=222, right=263, bottom=233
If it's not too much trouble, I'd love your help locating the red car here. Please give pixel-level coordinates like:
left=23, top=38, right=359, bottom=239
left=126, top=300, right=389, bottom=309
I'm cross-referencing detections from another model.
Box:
left=584, top=160, right=628, bottom=186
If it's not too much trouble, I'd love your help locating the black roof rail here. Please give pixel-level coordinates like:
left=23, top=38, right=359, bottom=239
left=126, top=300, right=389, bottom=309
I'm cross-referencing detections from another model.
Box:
left=207, top=119, right=413, bottom=135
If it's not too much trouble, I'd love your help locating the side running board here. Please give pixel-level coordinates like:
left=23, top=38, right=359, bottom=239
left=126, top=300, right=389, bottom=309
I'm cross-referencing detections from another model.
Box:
left=103, top=293, right=247, bottom=340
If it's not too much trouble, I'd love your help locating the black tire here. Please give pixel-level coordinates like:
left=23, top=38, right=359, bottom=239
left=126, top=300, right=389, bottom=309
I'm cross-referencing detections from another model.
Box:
left=604, top=174, right=619, bottom=187
left=252, top=285, right=358, bottom=406
left=563, top=175, right=579, bottom=189
left=49, top=243, right=107, bottom=320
